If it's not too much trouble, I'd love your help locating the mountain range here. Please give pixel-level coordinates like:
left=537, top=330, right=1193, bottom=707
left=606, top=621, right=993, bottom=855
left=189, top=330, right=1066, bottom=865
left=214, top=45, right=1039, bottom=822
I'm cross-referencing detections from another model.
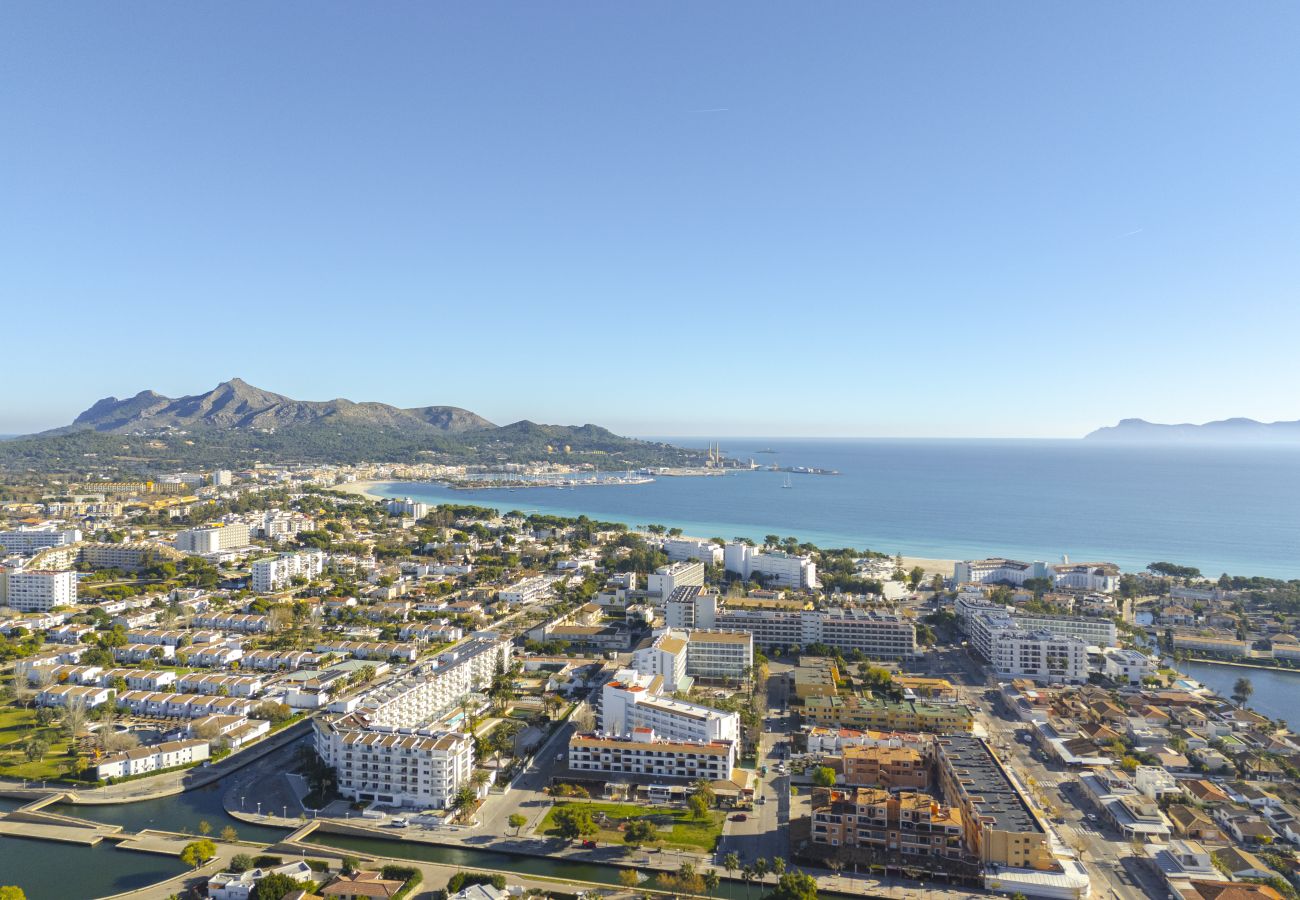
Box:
left=1085, top=417, right=1300, bottom=442
left=60, top=378, right=495, bottom=435
left=0, top=379, right=709, bottom=475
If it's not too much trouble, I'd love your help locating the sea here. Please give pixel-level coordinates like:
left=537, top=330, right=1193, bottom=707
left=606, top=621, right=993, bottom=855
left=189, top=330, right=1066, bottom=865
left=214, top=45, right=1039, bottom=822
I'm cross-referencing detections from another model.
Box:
left=370, top=438, right=1300, bottom=579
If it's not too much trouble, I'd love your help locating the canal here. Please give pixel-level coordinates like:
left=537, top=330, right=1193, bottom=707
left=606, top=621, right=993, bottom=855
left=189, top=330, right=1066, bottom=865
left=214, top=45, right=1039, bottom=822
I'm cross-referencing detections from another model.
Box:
left=307, top=832, right=862, bottom=900
left=48, top=781, right=291, bottom=845
left=1178, top=660, right=1300, bottom=725
left=0, top=836, right=189, bottom=900
left=0, top=783, right=291, bottom=898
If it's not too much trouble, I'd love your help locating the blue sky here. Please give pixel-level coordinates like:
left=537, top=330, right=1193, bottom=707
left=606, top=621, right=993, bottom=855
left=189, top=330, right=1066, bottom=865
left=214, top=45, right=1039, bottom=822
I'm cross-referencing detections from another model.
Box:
left=2, top=4, right=1298, bottom=437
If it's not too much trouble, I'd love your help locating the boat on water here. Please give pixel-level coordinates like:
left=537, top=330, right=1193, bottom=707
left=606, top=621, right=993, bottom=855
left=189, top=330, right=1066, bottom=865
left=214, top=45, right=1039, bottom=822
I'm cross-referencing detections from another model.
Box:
left=782, top=474, right=792, bottom=489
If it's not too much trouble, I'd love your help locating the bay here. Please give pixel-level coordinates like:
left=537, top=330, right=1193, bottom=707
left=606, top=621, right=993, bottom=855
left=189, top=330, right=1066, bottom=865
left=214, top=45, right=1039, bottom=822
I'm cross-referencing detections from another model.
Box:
left=1177, top=660, right=1300, bottom=725
left=371, top=438, right=1300, bottom=579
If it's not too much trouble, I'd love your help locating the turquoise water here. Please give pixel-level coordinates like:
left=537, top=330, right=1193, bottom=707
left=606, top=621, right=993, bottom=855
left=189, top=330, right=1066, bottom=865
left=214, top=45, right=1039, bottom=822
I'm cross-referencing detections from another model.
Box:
left=375, top=438, right=1300, bottom=578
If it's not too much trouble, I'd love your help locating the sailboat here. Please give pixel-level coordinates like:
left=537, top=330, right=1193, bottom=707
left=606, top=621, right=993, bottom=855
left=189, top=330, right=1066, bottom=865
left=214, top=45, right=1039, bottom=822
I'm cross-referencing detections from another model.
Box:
left=781, top=474, right=792, bottom=489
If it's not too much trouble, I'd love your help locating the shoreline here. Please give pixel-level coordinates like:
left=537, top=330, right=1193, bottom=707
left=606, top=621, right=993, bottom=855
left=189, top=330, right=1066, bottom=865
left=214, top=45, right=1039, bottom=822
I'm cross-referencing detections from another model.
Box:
left=1179, top=657, right=1300, bottom=675
left=331, top=480, right=389, bottom=500
left=329, top=479, right=958, bottom=576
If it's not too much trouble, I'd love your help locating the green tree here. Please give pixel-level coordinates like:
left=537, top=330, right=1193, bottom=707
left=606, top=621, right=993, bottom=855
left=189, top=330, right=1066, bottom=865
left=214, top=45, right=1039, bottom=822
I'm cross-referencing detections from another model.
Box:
left=220, top=825, right=239, bottom=843
left=180, top=838, right=216, bottom=868
left=763, top=871, right=818, bottom=900
left=624, top=818, right=659, bottom=847
left=229, top=853, right=255, bottom=873
left=552, top=805, right=598, bottom=840
left=22, top=735, right=49, bottom=763
left=618, top=870, right=641, bottom=888
left=812, top=766, right=837, bottom=788
left=508, top=813, right=527, bottom=835
left=723, top=852, right=740, bottom=881
left=0, top=888, right=26, bottom=900
left=703, top=871, right=721, bottom=895
left=688, top=793, right=710, bottom=820
left=253, top=872, right=316, bottom=900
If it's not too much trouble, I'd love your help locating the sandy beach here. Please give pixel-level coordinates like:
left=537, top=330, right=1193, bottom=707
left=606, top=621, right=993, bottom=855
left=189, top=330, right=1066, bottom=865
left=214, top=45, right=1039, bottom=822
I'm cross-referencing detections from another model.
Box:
left=332, top=480, right=389, bottom=500
left=899, top=556, right=957, bottom=578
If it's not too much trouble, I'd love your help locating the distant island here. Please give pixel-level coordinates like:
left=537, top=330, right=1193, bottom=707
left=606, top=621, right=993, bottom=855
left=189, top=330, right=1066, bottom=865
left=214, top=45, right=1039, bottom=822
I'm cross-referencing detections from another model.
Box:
left=1085, top=416, right=1300, bottom=443
left=0, top=378, right=716, bottom=476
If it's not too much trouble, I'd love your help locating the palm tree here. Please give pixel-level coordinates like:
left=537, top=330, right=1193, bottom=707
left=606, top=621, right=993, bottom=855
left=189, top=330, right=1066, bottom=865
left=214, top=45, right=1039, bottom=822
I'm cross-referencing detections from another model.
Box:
left=753, top=858, right=768, bottom=885
left=471, top=770, right=491, bottom=794
left=722, top=852, right=739, bottom=883
left=1232, top=677, right=1254, bottom=708
left=771, top=857, right=786, bottom=877
left=740, top=865, right=754, bottom=900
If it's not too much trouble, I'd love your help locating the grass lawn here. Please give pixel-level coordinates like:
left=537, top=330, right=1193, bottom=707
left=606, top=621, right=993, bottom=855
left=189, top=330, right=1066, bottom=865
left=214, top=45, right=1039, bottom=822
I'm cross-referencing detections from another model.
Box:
left=0, top=704, right=74, bottom=781
left=537, top=801, right=725, bottom=851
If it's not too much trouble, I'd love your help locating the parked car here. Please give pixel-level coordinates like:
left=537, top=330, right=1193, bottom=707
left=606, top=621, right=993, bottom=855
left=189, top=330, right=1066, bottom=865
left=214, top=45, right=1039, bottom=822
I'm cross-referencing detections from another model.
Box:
left=731, top=813, right=748, bottom=822
left=581, top=839, right=597, bottom=848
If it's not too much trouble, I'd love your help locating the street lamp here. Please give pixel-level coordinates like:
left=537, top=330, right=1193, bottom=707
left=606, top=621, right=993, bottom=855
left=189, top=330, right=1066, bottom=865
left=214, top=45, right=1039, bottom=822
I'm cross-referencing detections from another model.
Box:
left=257, top=801, right=262, bottom=816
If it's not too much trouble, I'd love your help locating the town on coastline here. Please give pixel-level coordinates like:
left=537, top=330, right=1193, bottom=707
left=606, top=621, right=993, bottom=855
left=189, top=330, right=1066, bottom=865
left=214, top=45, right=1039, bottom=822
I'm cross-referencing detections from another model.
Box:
left=0, top=462, right=1298, bottom=900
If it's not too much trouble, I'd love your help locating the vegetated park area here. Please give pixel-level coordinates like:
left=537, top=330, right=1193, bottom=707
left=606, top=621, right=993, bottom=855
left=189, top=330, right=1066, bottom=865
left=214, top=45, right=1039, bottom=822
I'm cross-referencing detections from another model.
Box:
left=537, top=801, right=726, bottom=851
left=0, top=702, right=71, bottom=782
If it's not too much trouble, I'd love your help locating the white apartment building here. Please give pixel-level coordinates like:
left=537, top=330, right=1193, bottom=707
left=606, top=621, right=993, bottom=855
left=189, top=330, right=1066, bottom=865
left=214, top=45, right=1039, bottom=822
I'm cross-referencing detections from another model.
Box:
left=1013, top=612, right=1118, bottom=648
left=94, top=739, right=210, bottom=780
left=174, top=523, right=252, bottom=554
left=568, top=728, right=735, bottom=782
left=0, top=526, right=82, bottom=554
left=192, top=612, right=271, bottom=633
left=954, top=557, right=1121, bottom=593
left=685, top=629, right=753, bottom=681
left=646, top=561, right=705, bottom=600
left=663, top=538, right=723, bottom=567
left=332, top=636, right=511, bottom=727
left=1, top=569, right=77, bottom=612
left=386, top=497, right=429, bottom=519
left=987, top=629, right=1088, bottom=684
left=250, top=549, right=324, bottom=592
left=600, top=668, right=739, bottom=762
left=115, top=691, right=253, bottom=718
left=37, top=684, right=113, bottom=709
left=211, top=469, right=233, bottom=487
left=1104, top=648, right=1157, bottom=685
left=631, top=632, right=690, bottom=691
left=706, top=604, right=918, bottom=658
left=315, top=723, right=473, bottom=809
left=1052, top=563, right=1121, bottom=593
left=176, top=673, right=264, bottom=698
left=98, top=668, right=178, bottom=691
left=723, top=542, right=817, bottom=589
left=664, top=586, right=718, bottom=629
left=258, top=511, right=316, bottom=539
left=953, top=558, right=1049, bottom=586
left=497, top=576, right=554, bottom=605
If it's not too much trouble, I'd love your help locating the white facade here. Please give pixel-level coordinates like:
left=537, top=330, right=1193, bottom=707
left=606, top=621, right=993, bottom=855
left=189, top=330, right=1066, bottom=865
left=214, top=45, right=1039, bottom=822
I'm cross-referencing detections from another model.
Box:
left=211, top=469, right=233, bottom=487
left=250, top=549, right=324, bottom=592
left=709, top=605, right=917, bottom=658
left=2, top=569, right=78, bottom=612
left=569, top=728, right=734, bottom=781
left=646, top=561, right=705, bottom=600
left=723, top=542, right=817, bottom=589
left=315, top=723, right=473, bottom=809
left=1104, top=648, right=1156, bottom=685
left=95, top=739, right=210, bottom=780
left=498, top=576, right=554, bottom=605
left=601, top=668, right=739, bottom=761
left=953, top=558, right=1050, bottom=586
left=331, top=636, right=511, bottom=727
left=174, top=523, right=251, bottom=554
left=663, top=538, right=723, bottom=566
left=988, top=629, right=1088, bottom=684
left=387, top=497, right=429, bottom=519
left=0, top=526, right=81, bottom=554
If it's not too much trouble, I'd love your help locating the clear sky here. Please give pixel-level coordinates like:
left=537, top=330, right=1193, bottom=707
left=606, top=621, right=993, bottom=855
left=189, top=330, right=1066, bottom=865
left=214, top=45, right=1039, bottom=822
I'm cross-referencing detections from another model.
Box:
left=2, top=4, right=1298, bottom=438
